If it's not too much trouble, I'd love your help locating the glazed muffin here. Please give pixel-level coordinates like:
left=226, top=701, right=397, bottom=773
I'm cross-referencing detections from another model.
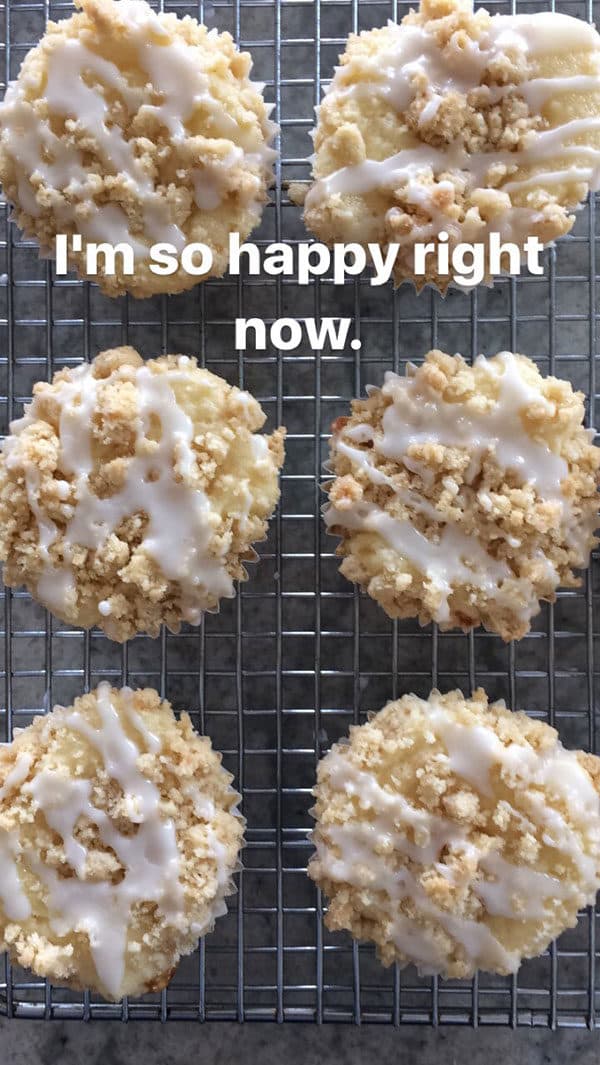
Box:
left=298, top=0, right=600, bottom=291
left=0, top=0, right=277, bottom=297
left=0, top=683, right=244, bottom=999
left=309, top=688, right=600, bottom=978
left=0, top=346, right=285, bottom=641
left=324, top=349, right=599, bottom=641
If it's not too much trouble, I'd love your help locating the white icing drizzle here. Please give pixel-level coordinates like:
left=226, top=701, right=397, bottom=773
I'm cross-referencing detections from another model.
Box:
left=493, top=13, right=599, bottom=55
left=313, top=699, right=600, bottom=974
left=185, top=785, right=216, bottom=821
left=0, top=754, right=34, bottom=920
left=377, top=353, right=567, bottom=497
left=325, top=353, right=588, bottom=625
left=308, top=119, right=600, bottom=206
left=0, top=0, right=277, bottom=254
left=126, top=705, right=161, bottom=756
left=18, top=684, right=181, bottom=996
left=3, top=359, right=266, bottom=623
left=0, top=831, right=31, bottom=921
left=0, top=752, right=33, bottom=801
left=324, top=499, right=515, bottom=624
left=306, top=11, right=600, bottom=242
left=13, top=684, right=231, bottom=998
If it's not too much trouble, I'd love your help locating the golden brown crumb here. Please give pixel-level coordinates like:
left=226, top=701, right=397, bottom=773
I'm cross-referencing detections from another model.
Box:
left=0, top=346, right=286, bottom=641
left=300, top=0, right=600, bottom=291
left=324, top=350, right=599, bottom=641
left=309, top=688, right=600, bottom=977
left=0, top=684, right=244, bottom=999
left=0, top=0, right=277, bottom=297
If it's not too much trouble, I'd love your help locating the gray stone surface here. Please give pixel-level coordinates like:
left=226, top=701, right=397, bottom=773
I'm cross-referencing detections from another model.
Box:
left=0, top=1018, right=599, bottom=1065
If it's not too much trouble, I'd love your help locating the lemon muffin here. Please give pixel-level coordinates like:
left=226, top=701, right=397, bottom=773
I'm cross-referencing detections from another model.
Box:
left=324, top=349, right=599, bottom=641
left=309, top=688, right=600, bottom=978
left=0, top=346, right=285, bottom=641
left=299, top=0, right=600, bottom=291
left=0, top=683, right=244, bottom=1000
left=0, top=0, right=277, bottom=297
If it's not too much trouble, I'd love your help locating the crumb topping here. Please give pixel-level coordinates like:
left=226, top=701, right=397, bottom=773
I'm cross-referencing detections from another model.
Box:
left=0, top=346, right=285, bottom=641
left=0, top=684, right=244, bottom=999
left=0, top=0, right=277, bottom=297
left=300, top=0, right=600, bottom=291
left=309, top=688, right=600, bottom=977
left=324, top=349, right=599, bottom=641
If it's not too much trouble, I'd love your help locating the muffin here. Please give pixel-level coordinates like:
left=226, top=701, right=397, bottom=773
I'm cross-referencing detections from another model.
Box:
left=309, top=688, right=600, bottom=978
left=324, top=349, right=599, bottom=641
left=0, top=683, right=244, bottom=1000
left=0, top=0, right=277, bottom=297
left=0, top=346, right=285, bottom=641
left=298, top=0, right=600, bottom=291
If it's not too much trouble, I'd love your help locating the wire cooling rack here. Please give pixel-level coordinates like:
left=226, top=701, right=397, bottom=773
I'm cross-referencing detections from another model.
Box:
left=0, top=0, right=600, bottom=1027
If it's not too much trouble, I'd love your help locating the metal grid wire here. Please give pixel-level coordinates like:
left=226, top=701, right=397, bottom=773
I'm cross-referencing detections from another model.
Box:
left=0, top=0, right=600, bottom=1027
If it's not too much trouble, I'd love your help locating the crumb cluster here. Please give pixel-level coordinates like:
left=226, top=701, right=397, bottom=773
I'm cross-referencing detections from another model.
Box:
left=298, top=0, right=600, bottom=291
left=324, top=349, right=599, bottom=641
left=309, top=688, right=600, bottom=978
left=0, top=346, right=285, bottom=641
left=0, top=685, right=244, bottom=999
left=0, top=0, right=277, bottom=297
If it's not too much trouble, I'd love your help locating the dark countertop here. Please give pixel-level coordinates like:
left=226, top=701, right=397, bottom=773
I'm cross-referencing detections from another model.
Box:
left=1, top=1019, right=599, bottom=1065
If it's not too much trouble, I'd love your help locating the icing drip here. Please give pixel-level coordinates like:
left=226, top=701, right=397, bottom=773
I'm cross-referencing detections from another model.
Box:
left=0, top=752, right=33, bottom=801
left=376, top=353, right=567, bottom=496
left=0, top=0, right=277, bottom=253
left=308, top=118, right=600, bottom=208
left=7, top=684, right=231, bottom=999
left=0, top=831, right=31, bottom=921
left=18, top=684, right=182, bottom=996
left=324, top=499, right=515, bottom=624
left=0, top=754, right=34, bottom=920
left=306, top=11, right=600, bottom=241
left=325, top=353, right=587, bottom=625
left=313, top=700, right=600, bottom=974
left=3, top=360, right=255, bottom=622
left=328, top=14, right=600, bottom=116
